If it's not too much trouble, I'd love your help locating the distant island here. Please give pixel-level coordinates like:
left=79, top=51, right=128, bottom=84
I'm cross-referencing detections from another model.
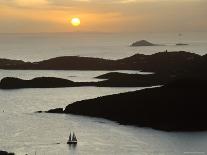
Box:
left=0, top=77, right=85, bottom=89
left=130, top=40, right=161, bottom=46
left=176, top=43, right=189, bottom=46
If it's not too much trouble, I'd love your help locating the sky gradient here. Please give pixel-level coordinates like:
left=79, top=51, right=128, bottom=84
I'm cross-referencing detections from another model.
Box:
left=0, top=0, right=206, bottom=33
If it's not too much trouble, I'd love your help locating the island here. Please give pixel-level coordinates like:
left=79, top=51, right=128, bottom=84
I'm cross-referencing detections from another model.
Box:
left=130, top=40, right=160, bottom=46
left=176, top=43, right=189, bottom=46
left=0, top=74, right=164, bottom=89
left=0, top=77, right=95, bottom=89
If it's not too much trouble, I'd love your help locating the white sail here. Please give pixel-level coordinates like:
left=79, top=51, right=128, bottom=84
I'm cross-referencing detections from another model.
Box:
left=72, top=133, right=77, bottom=141
left=69, top=133, right=72, bottom=141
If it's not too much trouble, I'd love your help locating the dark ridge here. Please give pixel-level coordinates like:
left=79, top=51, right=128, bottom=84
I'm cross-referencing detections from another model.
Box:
left=96, top=72, right=167, bottom=87
left=60, top=78, right=207, bottom=131
left=117, top=51, right=202, bottom=73
left=0, top=58, right=26, bottom=66
left=0, top=74, right=163, bottom=89
left=1, top=51, right=207, bottom=89
left=0, top=51, right=205, bottom=75
left=0, top=77, right=82, bottom=89
left=96, top=72, right=141, bottom=79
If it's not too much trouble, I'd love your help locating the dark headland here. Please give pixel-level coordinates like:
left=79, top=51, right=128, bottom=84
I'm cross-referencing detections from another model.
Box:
left=46, top=79, right=207, bottom=131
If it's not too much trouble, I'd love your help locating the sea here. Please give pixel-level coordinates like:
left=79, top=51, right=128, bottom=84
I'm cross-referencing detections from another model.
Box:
left=0, top=32, right=207, bottom=155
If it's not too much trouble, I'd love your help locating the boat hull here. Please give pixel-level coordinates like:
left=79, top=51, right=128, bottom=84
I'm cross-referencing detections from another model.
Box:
left=67, top=141, right=77, bottom=145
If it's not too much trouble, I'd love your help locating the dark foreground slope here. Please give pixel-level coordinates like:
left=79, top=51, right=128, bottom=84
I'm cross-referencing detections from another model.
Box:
left=60, top=79, right=207, bottom=131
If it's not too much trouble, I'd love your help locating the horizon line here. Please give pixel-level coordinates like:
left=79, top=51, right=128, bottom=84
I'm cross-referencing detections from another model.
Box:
left=1, top=30, right=207, bottom=35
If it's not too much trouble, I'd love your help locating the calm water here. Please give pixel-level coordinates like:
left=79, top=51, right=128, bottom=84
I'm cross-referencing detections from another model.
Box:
left=0, top=70, right=149, bottom=82
left=0, top=32, right=206, bottom=61
left=0, top=32, right=207, bottom=155
left=0, top=70, right=207, bottom=155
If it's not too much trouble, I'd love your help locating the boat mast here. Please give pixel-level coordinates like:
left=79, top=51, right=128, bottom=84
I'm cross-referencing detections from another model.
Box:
left=69, top=132, right=72, bottom=141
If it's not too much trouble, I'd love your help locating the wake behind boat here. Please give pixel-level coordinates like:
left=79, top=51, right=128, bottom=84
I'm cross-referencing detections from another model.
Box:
left=67, top=132, right=77, bottom=145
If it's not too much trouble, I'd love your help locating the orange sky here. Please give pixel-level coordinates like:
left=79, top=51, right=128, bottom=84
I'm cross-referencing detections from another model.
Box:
left=0, top=0, right=206, bottom=33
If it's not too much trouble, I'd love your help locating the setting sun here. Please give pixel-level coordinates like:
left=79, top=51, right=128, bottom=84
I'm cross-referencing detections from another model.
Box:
left=71, top=18, right=81, bottom=27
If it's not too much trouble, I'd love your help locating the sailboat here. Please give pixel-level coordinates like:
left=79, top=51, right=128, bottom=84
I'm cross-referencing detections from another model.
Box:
left=67, top=132, right=77, bottom=144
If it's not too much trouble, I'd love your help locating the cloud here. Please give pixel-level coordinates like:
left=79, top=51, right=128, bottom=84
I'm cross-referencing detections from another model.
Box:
left=15, top=0, right=49, bottom=6
left=0, top=0, right=206, bottom=33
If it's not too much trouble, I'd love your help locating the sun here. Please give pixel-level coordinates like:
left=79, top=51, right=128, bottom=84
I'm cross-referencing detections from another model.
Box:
left=71, top=18, right=81, bottom=27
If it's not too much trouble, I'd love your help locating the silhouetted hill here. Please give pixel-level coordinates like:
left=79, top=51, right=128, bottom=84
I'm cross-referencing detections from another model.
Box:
left=96, top=72, right=140, bottom=79
left=0, top=58, right=26, bottom=67
left=0, top=56, right=116, bottom=70
left=130, top=40, right=159, bottom=46
left=59, top=79, right=207, bottom=131
left=2, top=61, right=207, bottom=89
left=96, top=72, right=168, bottom=87
left=0, top=77, right=84, bottom=89
left=0, top=74, right=163, bottom=89
left=117, top=51, right=202, bottom=74
left=0, top=51, right=205, bottom=75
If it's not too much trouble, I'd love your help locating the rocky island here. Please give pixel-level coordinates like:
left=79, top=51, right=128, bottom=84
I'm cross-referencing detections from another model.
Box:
left=130, top=40, right=160, bottom=46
